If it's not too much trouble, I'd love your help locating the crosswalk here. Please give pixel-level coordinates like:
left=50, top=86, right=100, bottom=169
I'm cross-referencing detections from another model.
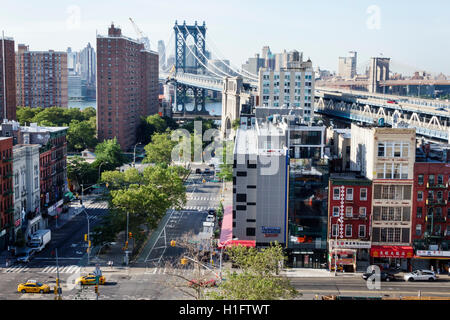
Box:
left=144, top=267, right=213, bottom=276
left=183, top=206, right=216, bottom=211
left=2, top=265, right=81, bottom=274
left=187, top=196, right=221, bottom=201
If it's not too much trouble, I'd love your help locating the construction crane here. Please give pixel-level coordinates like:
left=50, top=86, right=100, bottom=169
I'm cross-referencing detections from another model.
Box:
left=129, top=17, right=151, bottom=51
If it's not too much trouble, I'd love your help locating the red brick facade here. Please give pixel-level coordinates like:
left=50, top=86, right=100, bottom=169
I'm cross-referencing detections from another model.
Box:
left=412, top=162, right=450, bottom=244
left=0, top=137, right=14, bottom=249
left=96, top=24, right=159, bottom=151
left=0, top=37, right=17, bottom=121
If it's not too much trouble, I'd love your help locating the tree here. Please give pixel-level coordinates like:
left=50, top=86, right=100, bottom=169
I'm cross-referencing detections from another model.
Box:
left=16, top=107, right=43, bottom=125
left=67, top=119, right=97, bottom=152
left=232, top=118, right=240, bottom=130
left=162, top=232, right=219, bottom=300
left=207, top=242, right=299, bottom=300
left=67, top=156, right=97, bottom=189
left=93, top=138, right=126, bottom=172
left=136, top=114, right=179, bottom=145
left=143, top=132, right=177, bottom=165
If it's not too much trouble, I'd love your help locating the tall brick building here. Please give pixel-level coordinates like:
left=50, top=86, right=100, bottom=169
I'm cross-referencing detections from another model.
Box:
left=16, top=44, right=68, bottom=108
left=96, top=24, right=159, bottom=151
left=0, top=137, right=14, bottom=250
left=0, top=35, right=17, bottom=121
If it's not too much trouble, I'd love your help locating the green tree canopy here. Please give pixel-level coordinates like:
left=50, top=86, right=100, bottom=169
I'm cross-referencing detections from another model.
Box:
left=143, top=132, right=177, bottom=165
left=67, top=156, right=98, bottom=188
left=67, top=119, right=98, bottom=152
left=94, top=138, right=126, bottom=172
left=208, top=243, right=299, bottom=300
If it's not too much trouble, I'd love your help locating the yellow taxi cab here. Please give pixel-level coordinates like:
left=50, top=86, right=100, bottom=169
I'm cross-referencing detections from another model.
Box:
left=17, top=280, right=51, bottom=293
left=76, top=273, right=106, bottom=285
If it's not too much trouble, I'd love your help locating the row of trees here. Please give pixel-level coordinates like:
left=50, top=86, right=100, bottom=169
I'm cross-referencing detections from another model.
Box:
left=17, top=106, right=97, bottom=152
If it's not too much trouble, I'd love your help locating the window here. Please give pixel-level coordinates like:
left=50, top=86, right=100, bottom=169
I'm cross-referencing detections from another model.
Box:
left=437, top=175, right=444, bottom=185
left=437, top=191, right=443, bottom=200
left=416, top=224, right=422, bottom=236
left=236, top=194, right=247, bottom=202
left=236, top=171, right=247, bottom=177
left=359, top=207, right=367, bottom=217
left=345, top=225, right=352, bottom=237
left=345, top=207, right=353, bottom=217
left=332, top=206, right=340, bottom=217
left=377, top=143, right=385, bottom=157
left=360, top=188, right=368, bottom=201
left=331, top=224, right=338, bottom=237
left=418, top=174, right=424, bottom=185
left=246, top=228, right=256, bottom=236
left=359, top=225, right=366, bottom=238
left=346, top=188, right=353, bottom=201
left=416, top=207, right=423, bottom=218
left=236, top=205, right=246, bottom=211
left=429, top=175, right=435, bottom=185
left=333, top=187, right=340, bottom=200
left=417, top=191, right=423, bottom=201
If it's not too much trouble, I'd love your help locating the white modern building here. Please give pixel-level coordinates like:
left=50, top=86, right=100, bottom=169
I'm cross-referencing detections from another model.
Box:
left=258, top=58, right=315, bottom=123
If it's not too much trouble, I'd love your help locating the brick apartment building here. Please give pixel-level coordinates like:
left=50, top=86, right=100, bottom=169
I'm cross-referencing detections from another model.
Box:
left=0, top=35, right=17, bottom=121
left=0, top=137, right=14, bottom=250
left=16, top=44, right=68, bottom=108
left=412, top=144, right=450, bottom=272
left=328, top=173, right=372, bottom=272
left=96, top=24, right=159, bottom=151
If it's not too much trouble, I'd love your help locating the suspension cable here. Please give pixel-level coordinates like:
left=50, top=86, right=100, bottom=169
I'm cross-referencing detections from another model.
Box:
left=183, top=25, right=234, bottom=78
left=175, top=24, right=224, bottom=78
left=195, top=25, right=258, bottom=80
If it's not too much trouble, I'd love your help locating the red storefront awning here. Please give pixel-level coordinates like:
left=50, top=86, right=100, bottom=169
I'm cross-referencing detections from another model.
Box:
left=218, top=240, right=256, bottom=249
left=370, top=245, right=414, bottom=258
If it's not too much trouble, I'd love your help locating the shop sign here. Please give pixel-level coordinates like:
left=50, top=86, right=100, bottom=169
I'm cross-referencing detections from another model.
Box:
left=371, top=246, right=413, bottom=258
left=261, top=226, right=280, bottom=234
left=330, top=240, right=371, bottom=249
left=416, top=250, right=450, bottom=257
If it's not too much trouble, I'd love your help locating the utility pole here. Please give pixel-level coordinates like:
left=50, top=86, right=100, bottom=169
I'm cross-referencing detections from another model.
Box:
left=55, top=248, right=62, bottom=300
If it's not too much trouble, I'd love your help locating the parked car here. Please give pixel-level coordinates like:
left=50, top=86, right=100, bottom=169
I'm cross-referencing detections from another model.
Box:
left=387, top=100, right=398, bottom=104
left=204, top=168, right=211, bottom=174
left=17, top=280, right=50, bottom=294
left=208, top=209, right=216, bottom=216
left=195, top=168, right=202, bottom=174
left=76, top=274, right=106, bottom=285
left=404, top=270, right=437, bottom=282
left=188, top=279, right=217, bottom=288
left=206, top=214, right=215, bottom=222
left=362, top=271, right=396, bottom=282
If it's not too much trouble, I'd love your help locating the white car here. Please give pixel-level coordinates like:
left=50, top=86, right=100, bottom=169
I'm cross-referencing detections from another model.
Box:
left=206, top=215, right=215, bottom=222
left=16, top=248, right=36, bottom=263
left=404, top=270, right=437, bottom=282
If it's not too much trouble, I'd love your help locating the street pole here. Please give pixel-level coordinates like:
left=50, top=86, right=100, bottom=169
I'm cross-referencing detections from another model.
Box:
left=56, top=248, right=61, bottom=299
left=133, top=143, right=141, bottom=167
left=125, top=211, right=129, bottom=266
left=82, top=209, right=90, bottom=266
left=98, top=162, right=105, bottom=182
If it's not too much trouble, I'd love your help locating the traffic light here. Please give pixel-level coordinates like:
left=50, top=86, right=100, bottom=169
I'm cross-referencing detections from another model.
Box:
left=84, top=234, right=88, bottom=242
left=180, top=258, right=188, bottom=265
left=88, top=240, right=91, bottom=248
left=106, top=183, right=109, bottom=188
left=128, top=232, right=133, bottom=239
left=94, top=285, right=98, bottom=294
left=55, top=278, right=59, bottom=287
left=170, top=240, right=176, bottom=247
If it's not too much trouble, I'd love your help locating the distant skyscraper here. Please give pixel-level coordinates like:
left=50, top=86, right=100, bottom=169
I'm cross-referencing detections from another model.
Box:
left=242, top=53, right=265, bottom=76
left=0, top=34, right=16, bottom=121
left=338, top=51, right=357, bottom=79
left=16, top=44, right=68, bottom=108
left=79, top=43, right=96, bottom=86
left=158, top=40, right=166, bottom=70
left=97, top=23, right=159, bottom=151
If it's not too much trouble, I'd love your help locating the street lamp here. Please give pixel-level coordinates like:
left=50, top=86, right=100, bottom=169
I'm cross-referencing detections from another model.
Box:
left=81, top=208, right=90, bottom=266
left=98, top=161, right=105, bottom=182
left=133, top=143, right=142, bottom=167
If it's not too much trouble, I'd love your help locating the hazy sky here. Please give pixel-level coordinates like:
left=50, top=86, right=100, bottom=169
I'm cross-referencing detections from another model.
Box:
left=1, top=0, right=449, bottom=75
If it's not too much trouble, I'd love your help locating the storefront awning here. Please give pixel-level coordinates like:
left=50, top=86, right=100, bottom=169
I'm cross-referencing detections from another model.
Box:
left=371, top=245, right=414, bottom=258
left=218, top=206, right=256, bottom=249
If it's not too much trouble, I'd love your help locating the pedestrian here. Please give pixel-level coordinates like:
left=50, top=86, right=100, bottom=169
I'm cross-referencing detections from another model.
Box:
left=5, top=259, right=9, bottom=268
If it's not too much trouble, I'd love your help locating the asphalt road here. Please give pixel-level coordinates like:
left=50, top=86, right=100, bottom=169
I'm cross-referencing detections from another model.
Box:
left=136, top=166, right=222, bottom=267
left=291, top=276, right=450, bottom=299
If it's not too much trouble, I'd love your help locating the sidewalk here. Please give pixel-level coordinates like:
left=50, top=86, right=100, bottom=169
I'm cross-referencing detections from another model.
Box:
left=281, top=268, right=360, bottom=278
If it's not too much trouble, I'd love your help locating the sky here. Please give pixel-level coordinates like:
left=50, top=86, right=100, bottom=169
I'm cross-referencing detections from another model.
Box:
left=1, top=0, right=449, bottom=76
